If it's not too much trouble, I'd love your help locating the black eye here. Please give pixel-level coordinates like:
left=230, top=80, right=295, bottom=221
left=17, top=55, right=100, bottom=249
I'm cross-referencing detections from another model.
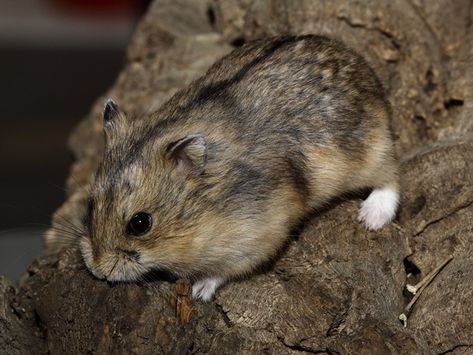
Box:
left=127, top=212, right=152, bottom=236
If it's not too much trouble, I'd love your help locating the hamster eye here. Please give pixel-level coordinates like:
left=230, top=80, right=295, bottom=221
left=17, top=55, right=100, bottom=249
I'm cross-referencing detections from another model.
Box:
left=127, top=212, right=152, bottom=236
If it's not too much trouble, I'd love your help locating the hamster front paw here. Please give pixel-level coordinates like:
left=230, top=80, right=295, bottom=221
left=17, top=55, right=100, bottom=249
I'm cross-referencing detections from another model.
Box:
left=358, top=185, right=400, bottom=230
left=191, top=277, right=225, bottom=302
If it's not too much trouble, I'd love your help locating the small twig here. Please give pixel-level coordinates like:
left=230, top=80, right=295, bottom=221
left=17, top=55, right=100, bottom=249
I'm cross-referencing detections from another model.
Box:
left=399, top=255, right=453, bottom=327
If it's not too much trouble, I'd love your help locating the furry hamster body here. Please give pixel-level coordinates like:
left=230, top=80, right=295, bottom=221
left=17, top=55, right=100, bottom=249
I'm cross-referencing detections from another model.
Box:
left=80, top=35, right=400, bottom=301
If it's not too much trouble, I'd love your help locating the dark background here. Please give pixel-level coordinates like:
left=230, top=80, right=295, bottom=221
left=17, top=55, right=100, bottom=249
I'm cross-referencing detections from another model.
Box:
left=0, top=0, right=150, bottom=282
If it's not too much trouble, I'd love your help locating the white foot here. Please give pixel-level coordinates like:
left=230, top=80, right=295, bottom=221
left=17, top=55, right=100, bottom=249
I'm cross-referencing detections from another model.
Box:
left=192, top=277, right=225, bottom=302
left=358, top=186, right=399, bottom=230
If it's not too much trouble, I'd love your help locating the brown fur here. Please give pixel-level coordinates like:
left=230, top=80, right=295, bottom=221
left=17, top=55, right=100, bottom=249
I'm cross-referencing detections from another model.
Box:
left=79, top=35, right=398, bottom=287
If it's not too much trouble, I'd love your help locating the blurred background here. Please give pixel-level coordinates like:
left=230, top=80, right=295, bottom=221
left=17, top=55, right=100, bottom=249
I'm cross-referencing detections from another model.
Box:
left=0, top=0, right=151, bottom=282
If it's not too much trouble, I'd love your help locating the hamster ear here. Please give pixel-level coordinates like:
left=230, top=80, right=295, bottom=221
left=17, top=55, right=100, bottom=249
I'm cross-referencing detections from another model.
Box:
left=103, top=98, right=119, bottom=124
left=167, top=135, right=207, bottom=177
left=102, top=98, right=126, bottom=145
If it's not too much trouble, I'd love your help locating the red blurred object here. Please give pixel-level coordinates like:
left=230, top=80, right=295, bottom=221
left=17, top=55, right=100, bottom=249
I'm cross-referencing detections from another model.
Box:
left=49, top=0, right=149, bottom=18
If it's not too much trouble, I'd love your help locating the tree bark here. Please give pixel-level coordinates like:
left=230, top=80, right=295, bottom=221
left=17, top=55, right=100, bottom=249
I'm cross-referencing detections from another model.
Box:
left=2, top=0, right=473, bottom=353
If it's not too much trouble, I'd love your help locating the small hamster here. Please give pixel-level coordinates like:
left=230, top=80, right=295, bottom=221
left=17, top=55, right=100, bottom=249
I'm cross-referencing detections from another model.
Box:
left=80, top=35, right=399, bottom=301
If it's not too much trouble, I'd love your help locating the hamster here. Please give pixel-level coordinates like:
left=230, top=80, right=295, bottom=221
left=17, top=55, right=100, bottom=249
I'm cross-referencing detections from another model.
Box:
left=80, top=35, right=399, bottom=301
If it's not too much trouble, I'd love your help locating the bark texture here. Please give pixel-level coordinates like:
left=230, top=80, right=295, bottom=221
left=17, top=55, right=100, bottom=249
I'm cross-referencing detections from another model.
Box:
left=1, top=0, right=473, bottom=353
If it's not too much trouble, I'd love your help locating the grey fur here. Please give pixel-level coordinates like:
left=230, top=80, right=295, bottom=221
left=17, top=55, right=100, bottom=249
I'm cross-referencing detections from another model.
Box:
left=81, top=35, right=399, bottom=296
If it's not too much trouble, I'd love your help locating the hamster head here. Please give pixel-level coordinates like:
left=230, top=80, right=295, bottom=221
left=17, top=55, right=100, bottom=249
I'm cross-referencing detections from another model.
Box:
left=80, top=99, right=225, bottom=282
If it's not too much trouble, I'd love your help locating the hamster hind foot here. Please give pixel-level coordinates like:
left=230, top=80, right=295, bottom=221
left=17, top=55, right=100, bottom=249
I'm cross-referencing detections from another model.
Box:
left=192, top=277, right=225, bottom=302
left=358, top=185, right=400, bottom=230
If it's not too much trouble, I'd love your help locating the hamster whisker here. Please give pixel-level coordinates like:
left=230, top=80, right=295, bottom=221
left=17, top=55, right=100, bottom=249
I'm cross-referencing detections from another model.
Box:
left=53, top=211, right=85, bottom=227
left=44, top=235, right=79, bottom=247
left=46, top=237, right=79, bottom=247
left=48, top=224, right=82, bottom=235
left=46, top=234, right=79, bottom=245
left=47, top=224, right=84, bottom=242
left=68, top=174, right=92, bottom=196
left=47, top=226, right=83, bottom=240
left=53, top=213, right=86, bottom=234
